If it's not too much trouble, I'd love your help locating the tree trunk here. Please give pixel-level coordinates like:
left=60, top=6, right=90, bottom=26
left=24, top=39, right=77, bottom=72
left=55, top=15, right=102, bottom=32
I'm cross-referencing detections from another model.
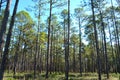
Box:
left=46, top=0, right=52, bottom=78
left=65, top=0, right=70, bottom=79
left=78, top=17, right=82, bottom=76
left=13, top=43, right=19, bottom=76
left=73, top=43, right=76, bottom=72
left=34, top=4, right=41, bottom=78
left=34, top=43, right=37, bottom=79
left=0, top=0, right=11, bottom=58
left=99, top=10, right=109, bottom=79
left=50, top=25, right=53, bottom=74
left=0, top=0, right=19, bottom=79
left=90, top=0, right=101, bottom=79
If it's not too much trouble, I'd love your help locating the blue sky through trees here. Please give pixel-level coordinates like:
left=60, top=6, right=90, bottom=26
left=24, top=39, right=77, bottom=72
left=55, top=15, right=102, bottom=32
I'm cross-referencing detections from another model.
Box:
left=11, top=0, right=81, bottom=15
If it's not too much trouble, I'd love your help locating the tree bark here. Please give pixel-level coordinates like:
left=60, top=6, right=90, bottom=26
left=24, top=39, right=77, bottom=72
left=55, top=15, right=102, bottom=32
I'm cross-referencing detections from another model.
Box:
left=50, top=25, right=53, bottom=74
left=13, top=39, right=20, bottom=76
left=73, top=43, right=76, bottom=72
left=90, top=0, right=101, bottom=79
left=0, top=0, right=19, bottom=79
left=46, top=0, right=52, bottom=78
left=0, top=0, right=11, bottom=58
left=78, top=17, right=82, bottom=76
left=99, top=10, right=109, bottom=79
left=65, top=0, right=70, bottom=80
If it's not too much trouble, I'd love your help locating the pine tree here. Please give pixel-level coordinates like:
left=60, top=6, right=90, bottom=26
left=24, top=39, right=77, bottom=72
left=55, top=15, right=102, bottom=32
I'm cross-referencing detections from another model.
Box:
left=90, top=0, right=101, bottom=79
left=0, top=0, right=19, bottom=79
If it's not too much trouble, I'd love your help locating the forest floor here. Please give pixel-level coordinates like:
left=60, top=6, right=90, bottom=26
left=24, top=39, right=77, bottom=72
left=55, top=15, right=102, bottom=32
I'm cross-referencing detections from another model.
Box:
left=3, top=72, right=120, bottom=80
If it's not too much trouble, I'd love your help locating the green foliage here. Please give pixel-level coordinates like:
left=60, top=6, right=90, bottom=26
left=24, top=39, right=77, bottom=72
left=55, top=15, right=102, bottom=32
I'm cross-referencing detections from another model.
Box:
left=74, top=8, right=84, bottom=18
left=16, top=10, right=34, bottom=24
left=70, top=34, right=79, bottom=44
left=61, top=9, right=68, bottom=19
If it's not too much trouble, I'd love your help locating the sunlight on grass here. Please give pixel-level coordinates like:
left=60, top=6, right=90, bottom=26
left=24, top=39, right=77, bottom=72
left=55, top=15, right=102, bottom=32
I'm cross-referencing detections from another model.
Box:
left=3, top=72, right=120, bottom=80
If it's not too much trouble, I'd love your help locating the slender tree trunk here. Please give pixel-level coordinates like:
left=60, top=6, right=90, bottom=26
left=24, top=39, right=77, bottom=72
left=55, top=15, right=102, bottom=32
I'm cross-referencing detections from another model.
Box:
left=63, top=17, right=67, bottom=73
left=99, top=10, right=109, bottom=79
left=37, top=1, right=41, bottom=73
left=39, top=47, right=42, bottom=73
left=93, top=41, right=97, bottom=72
left=64, top=18, right=67, bottom=67
left=46, top=0, right=52, bottom=78
left=34, top=4, right=40, bottom=78
left=78, top=18, right=82, bottom=76
left=56, top=32, right=59, bottom=72
left=0, top=0, right=19, bottom=79
left=65, top=0, right=70, bottom=79
left=91, top=0, right=101, bottom=79
left=99, top=29, right=104, bottom=73
left=52, top=27, right=55, bottom=73
left=21, top=43, right=26, bottom=72
left=91, top=50, right=95, bottom=72
left=34, top=42, right=38, bottom=79
left=0, top=0, right=11, bottom=58
left=34, top=15, right=40, bottom=77
left=73, top=43, right=76, bottom=72
left=13, top=40, right=20, bottom=76
left=50, top=25, right=53, bottom=74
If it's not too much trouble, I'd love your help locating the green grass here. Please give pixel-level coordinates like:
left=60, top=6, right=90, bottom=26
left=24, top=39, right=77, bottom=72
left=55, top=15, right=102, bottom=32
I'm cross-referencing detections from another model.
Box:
left=3, top=72, right=120, bottom=80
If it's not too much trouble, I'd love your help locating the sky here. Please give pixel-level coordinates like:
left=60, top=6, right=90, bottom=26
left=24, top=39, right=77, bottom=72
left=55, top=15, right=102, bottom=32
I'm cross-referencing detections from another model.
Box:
left=10, top=0, right=83, bottom=24
left=11, top=0, right=81, bottom=15
left=10, top=0, right=118, bottom=21
left=11, top=0, right=33, bottom=12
